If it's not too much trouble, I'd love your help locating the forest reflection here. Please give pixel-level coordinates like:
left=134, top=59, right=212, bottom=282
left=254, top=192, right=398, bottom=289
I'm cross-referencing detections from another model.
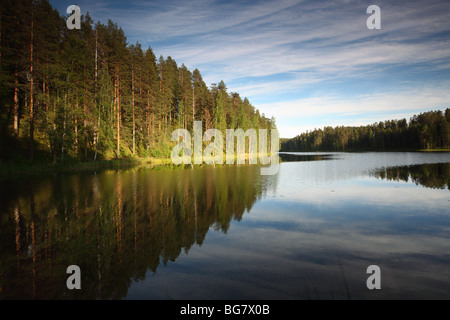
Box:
left=0, top=165, right=276, bottom=299
left=278, top=152, right=338, bottom=162
left=372, top=162, right=450, bottom=190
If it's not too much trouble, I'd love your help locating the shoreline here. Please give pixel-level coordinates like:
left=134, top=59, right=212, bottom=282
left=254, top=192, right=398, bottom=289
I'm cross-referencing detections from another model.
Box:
left=279, top=148, right=450, bottom=153
left=0, top=154, right=267, bottom=177
left=1, top=149, right=449, bottom=178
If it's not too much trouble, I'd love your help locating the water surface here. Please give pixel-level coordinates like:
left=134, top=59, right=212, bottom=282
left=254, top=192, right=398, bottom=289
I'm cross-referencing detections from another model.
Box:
left=0, top=152, right=449, bottom=299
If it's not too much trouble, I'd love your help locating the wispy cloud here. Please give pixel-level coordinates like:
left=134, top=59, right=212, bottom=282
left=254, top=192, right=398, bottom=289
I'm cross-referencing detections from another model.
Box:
left=52, top=0, right=450, bottom=137
left=262, top=83, right=450, bottom=137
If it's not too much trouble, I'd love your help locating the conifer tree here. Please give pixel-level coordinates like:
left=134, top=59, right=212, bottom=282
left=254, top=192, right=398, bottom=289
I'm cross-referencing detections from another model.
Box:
left=0, top=1, right=276, bottom=162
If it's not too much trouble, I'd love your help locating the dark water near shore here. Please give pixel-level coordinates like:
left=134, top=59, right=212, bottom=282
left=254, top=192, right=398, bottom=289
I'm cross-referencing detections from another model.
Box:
left=1, top=152, right=449, bottom=299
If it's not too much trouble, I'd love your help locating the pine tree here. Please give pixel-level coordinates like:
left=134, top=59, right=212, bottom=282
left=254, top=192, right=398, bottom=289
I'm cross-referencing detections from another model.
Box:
left=0, top=1, right=275, bottom=162
left=143, top=46, right=158, bottom=152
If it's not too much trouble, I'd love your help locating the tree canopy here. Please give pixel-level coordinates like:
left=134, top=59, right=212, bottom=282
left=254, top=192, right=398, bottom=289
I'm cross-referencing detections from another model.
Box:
left=0, top=0, right=275, bottom=162
left=281, top=109, right=450, bottom=152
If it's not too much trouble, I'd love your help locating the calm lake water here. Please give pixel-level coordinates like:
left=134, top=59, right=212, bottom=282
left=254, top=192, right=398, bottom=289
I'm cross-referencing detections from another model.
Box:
left=1, top=152, right=449, bottom=300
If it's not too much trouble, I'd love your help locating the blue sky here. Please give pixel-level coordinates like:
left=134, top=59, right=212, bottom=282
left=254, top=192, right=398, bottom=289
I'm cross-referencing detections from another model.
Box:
left=52, top=0, right=450, bottom=138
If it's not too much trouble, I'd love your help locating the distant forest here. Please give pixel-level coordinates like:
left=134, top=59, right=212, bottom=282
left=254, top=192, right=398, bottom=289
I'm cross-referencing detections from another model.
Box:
left=281, top=109, right=450, bottom=152
left=0, top=0, right=275, bottom=163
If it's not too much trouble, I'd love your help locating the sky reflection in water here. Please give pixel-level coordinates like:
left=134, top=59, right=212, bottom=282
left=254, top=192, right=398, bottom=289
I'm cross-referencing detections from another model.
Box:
left=128, top=152, right=450, bottom=300
left=1, top=152, right=449, bottom=299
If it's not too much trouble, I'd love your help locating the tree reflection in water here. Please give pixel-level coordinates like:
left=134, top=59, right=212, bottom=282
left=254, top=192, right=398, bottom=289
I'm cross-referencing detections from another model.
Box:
left=0, top=165, right=277, bottom=299
left=372, top=162, right=450, bottom=190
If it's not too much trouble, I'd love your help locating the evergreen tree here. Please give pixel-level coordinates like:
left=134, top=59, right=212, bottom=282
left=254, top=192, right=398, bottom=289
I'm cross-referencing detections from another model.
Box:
left=0, top=1, right=275, bottom=162
left=281, top=109, right=450, bottom=152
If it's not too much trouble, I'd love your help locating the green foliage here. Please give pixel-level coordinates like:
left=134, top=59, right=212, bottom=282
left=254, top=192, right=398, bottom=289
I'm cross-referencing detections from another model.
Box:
left=0, top=1, right=274, bottom=163
left=281, top=109, right=450, bottom=152
left=213, top=90, right=225, bottom=132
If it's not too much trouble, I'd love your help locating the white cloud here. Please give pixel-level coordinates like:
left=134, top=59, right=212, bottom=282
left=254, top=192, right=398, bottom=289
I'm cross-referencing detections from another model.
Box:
left=52, top=0, right=450, bottom=137
left=261, top=84, right=450, bottom=138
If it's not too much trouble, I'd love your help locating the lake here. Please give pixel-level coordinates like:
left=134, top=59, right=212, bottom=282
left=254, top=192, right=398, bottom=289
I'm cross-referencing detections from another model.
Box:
left=0, top=152, right=449, bottom=299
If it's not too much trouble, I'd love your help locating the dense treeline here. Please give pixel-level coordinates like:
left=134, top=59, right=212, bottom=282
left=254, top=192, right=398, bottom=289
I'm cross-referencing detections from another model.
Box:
left=0, top=0, right=275, bottom=162
left=281, top=109, right=450, bottom=152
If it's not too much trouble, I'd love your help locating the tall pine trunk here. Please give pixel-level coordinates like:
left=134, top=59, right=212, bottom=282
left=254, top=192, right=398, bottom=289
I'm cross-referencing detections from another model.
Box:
left=192, top=85, right=195, bottom=123
left=132, top=60, right=135, bottom=155
left=116, top=70, right=120, bottom=158
left=147, top=89, right=150, bottom=152
left=29, top=1, right=34, bottom=160
left=84, top=85, right=88, bottom=160
left=94, top=29, right=99, bottom=161
left=74, top=91, right=78, bottom=153
left=14, top=70, right=19, bottom=137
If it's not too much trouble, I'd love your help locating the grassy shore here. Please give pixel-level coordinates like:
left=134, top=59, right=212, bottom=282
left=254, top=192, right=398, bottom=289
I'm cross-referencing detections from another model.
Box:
left=418, top=148, right=450, bottom=152
left=2, top=149, right=447, bottom=177
left=0, top=158, right=143, bottom=177
left=1, top=156, right=224, bottom=176
left=0, top=152, right=275, bottom=177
